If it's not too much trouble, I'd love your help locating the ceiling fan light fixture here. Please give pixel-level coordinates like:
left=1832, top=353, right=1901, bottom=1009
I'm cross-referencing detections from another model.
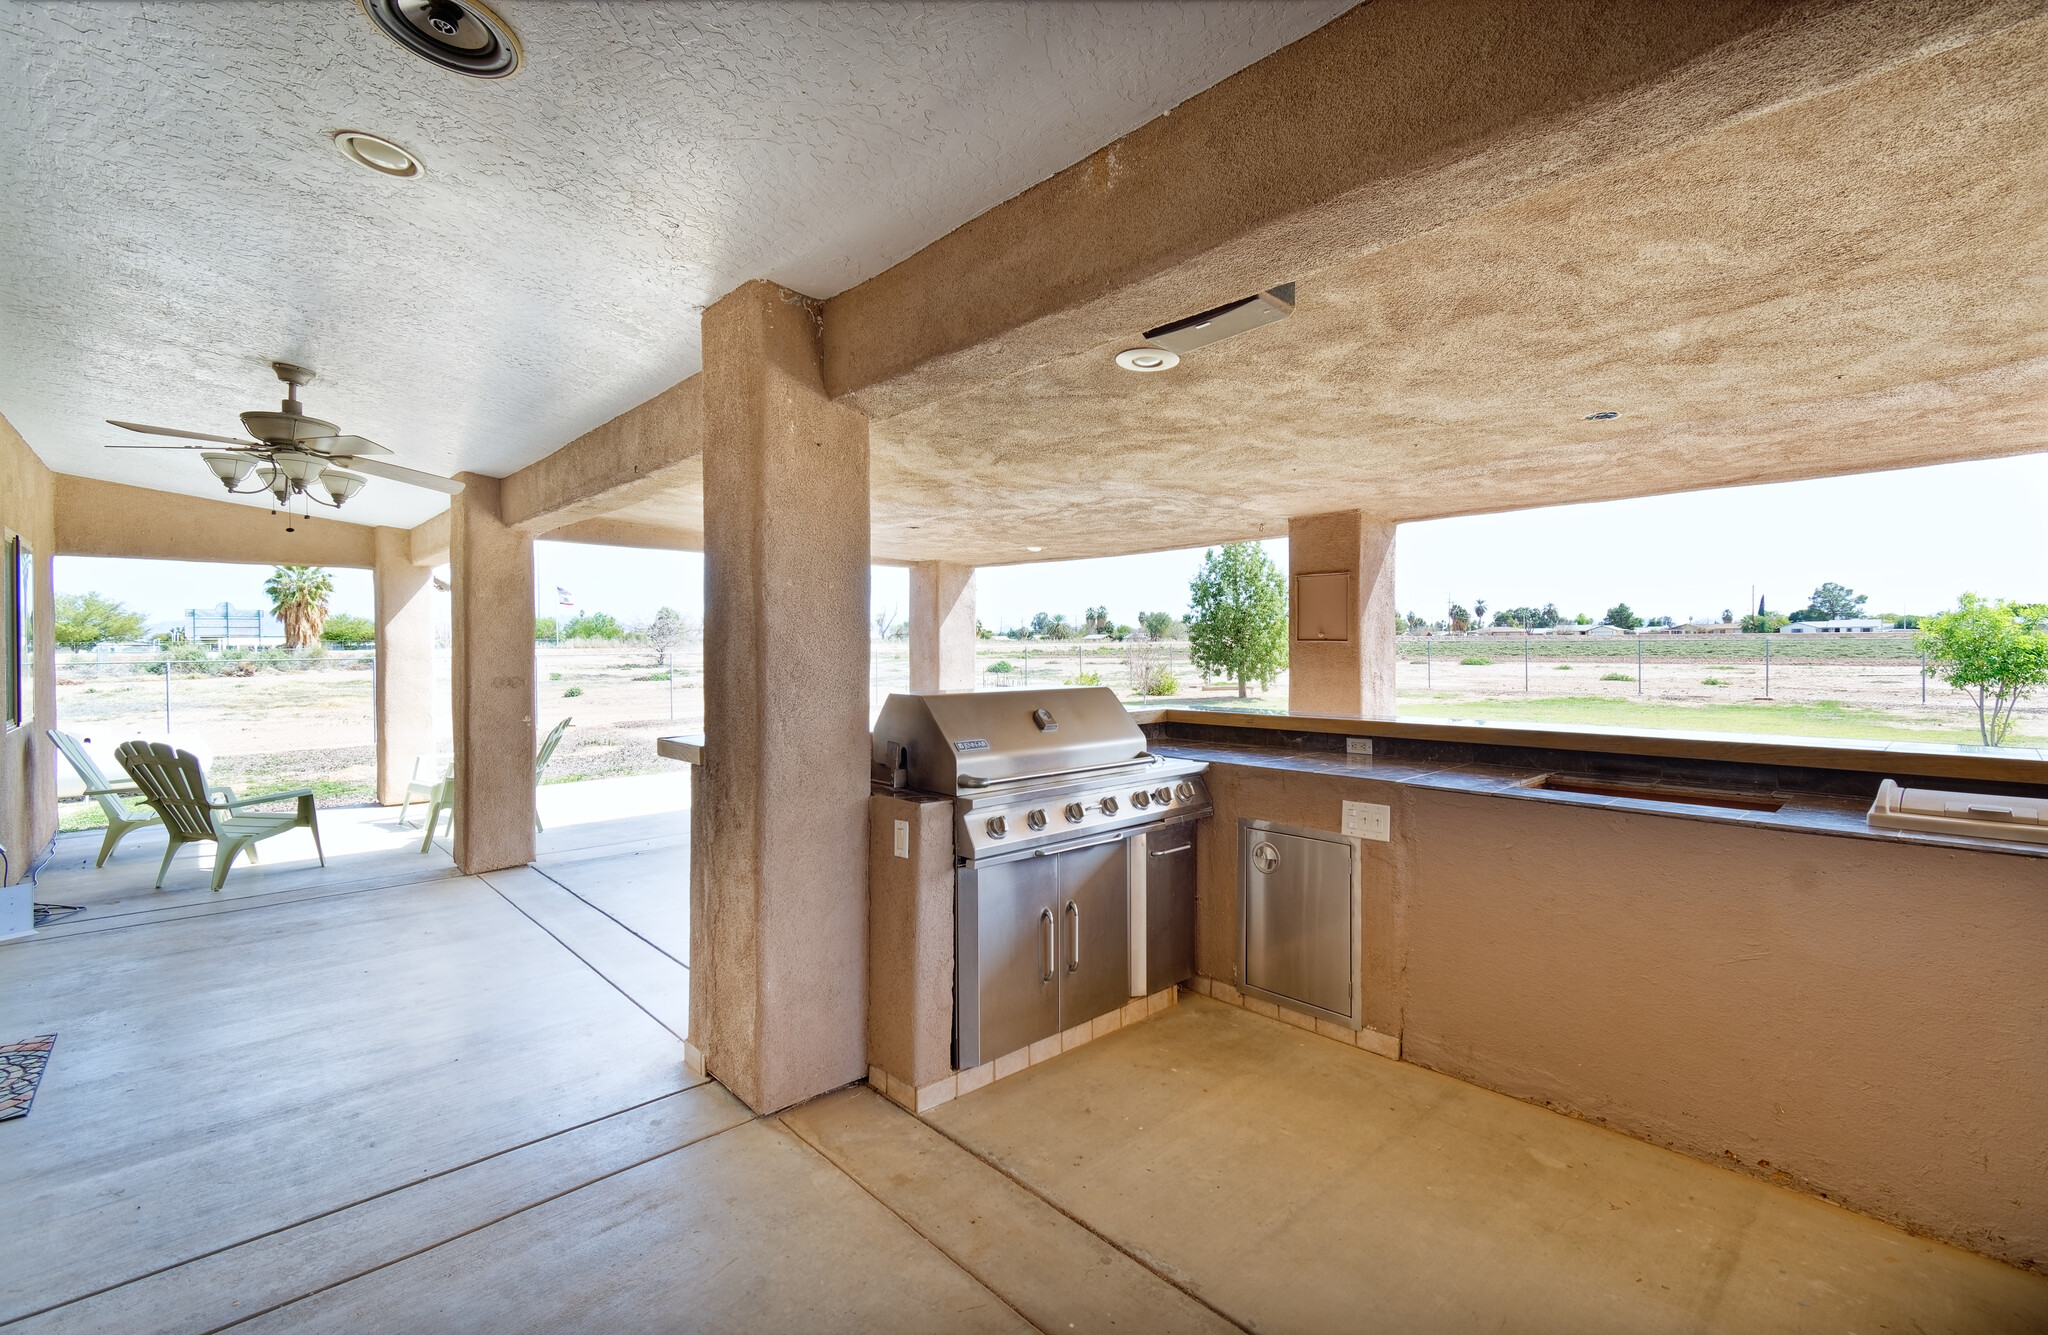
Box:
left=319, top=469, right=368, bottom=505
left=334, top=130, right=421, bottom=178
left=274, top=452, right=324, bottom=485
left=201, top=451, right=255, bottom=487
left=254, top=464, right=289, bottom=502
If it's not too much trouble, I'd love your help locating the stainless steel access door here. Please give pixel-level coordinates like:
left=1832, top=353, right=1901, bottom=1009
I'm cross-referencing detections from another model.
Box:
left=1240, top=819, right=1359, bottom=1027
left=1055, top=837, right=1131, bottom=1031
left=956, top=855, right=1060, bottom=1069
left=1139, top=822, right=1197, bottom=995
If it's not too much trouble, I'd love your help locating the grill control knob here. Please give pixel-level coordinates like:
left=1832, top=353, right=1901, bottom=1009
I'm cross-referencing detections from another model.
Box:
left=1130, top=790, right=1150, bottom=809
left=985, top=815, right=1007, bottom=839
left=1026, top=808, right=1047, bottom=831
left=1063, top=802, right=1085, bottom=824
left=1100, top=795, right=1119, bottom=816
left=1153, top=786, right=1174, bottom=805
left=1175, top=781, right=1195, bottom=802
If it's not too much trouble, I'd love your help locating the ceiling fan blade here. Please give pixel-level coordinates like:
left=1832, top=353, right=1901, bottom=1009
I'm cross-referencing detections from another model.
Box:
left=308, top=433, right=394, bottom=457
left=104, top=444, right=217, bottom=450
left=339, top=456, right=465, bottom=494
left=108, top=420, right=255, bottom=446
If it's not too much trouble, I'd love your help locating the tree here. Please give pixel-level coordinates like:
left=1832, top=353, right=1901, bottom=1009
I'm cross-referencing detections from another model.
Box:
left=1138, top=611, right=1175, bottom=640
left=563, top=611, right=625, bottom=640
left=874, top=606, right=901, bottom=640
left=1083, top=605, right=1112, bottom=635
left=1721, top=609, right=1734, bottom=624
left=1603, top=603, right=1641, bottom=631
left=1447, top=603, right=1472, bottom=632
left=53, top=592, right=145, bottom=648
left=264, top=565, right=333, bottom=648
left=1186, top=543, right=1287, bottom=698
left=1473, top=599, right=1488, bottom=626
left=1795, top=582, right=1868, bottom=622
left=320, top=613, right=376, bottom=646
left=647, top=606, right=686, bottom=665
left=1917, top=594, right=2048, bottom=746
left=535, top=616, right=558, bottom=642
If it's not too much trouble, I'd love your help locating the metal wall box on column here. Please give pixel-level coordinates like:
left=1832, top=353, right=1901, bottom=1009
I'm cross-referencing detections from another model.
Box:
left=871, top=687, right=1211, bottom=1069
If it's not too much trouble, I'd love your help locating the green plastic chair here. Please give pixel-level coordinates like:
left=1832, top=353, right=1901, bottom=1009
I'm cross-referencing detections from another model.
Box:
left=534, top=716, right=572, bottom=833
left=115, top=741, right=324, bottom=891
left=48, top=729, right=237, bottom=868
left=417, top=719, right=571, bottom=853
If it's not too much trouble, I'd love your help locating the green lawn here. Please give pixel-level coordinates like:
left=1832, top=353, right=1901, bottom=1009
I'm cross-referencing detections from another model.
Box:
left=1396, top=693, right=2042, bottom=747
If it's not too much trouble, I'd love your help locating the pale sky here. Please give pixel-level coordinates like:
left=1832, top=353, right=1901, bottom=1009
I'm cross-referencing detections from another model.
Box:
left=55, top=452, right=2046, bottom=632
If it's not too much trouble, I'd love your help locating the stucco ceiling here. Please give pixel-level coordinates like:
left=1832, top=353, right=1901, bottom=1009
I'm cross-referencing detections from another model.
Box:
left=0, top=0, right=1348, bottom=529
left=852, top=12, right=2048, bottom=563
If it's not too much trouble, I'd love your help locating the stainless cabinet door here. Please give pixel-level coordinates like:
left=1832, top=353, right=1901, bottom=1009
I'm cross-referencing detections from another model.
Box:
left=1242, top=826, right=1355, bottom=1021
left=956, top=856, right=1060, bottom=1069
left=1056, top=838, right=1131, bottom=1031
left=1144, top=824, right=1197, bottom=994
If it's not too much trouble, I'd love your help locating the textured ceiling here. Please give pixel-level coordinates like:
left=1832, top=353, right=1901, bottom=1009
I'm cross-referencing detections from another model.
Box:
left=856, top=14, right=2048, bottom=563
left=0, top=0, right=1348, bottom=529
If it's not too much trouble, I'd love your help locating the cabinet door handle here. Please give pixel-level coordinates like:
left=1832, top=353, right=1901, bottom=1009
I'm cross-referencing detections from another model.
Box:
left=1041, top=908, right=1056, bottom=982
left=1066, top=900, right=1081, bottom=971
left=1149, top=844, right=1192, bottom=857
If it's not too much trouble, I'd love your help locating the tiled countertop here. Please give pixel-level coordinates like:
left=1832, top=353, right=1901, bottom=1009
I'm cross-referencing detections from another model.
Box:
left=1152, top=738, right=2048, bottom=861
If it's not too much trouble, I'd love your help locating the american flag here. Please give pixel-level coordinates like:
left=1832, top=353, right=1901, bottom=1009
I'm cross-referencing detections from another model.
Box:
left=557, top=587, right=574, bottom=606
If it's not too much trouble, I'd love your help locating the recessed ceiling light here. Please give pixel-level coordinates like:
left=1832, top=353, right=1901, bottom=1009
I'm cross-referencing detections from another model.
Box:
left=1025, top=546, right=1044, bottom=553
left=360, top=0, right=522, bottom=79
left=1584, top=410, right=1620, bottom=420
left=334, top=130, right=421, bottom=177
left=1115, top=348, right=1179, bottom=373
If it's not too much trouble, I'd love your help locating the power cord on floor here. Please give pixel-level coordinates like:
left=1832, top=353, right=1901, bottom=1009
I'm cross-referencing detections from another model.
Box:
left=3, top=834, right=81, bottom=928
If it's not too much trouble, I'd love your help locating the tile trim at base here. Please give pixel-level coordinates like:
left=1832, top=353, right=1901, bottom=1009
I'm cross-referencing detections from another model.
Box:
left=871, top=986, right=1181, bottom=1116
left=683, top=1040, right=707, bottom=1078
left=1187, top=975, right=1400, bottom=1060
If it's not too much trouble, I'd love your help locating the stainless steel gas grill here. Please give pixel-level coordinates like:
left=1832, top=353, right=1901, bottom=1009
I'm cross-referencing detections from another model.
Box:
left=873, top=687, right=1212, bottom=1069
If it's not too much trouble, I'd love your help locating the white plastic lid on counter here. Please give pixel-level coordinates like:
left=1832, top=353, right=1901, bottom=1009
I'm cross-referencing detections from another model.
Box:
left=1867, top=778, right=2046, bottom=844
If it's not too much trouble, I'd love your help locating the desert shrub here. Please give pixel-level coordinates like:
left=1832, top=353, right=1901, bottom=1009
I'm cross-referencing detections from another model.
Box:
left=1064, top=671, right=1102, bottom=686
left=1702, top=677, right=1728, bottom=686
left=1600, top=672, right=1633, bottom=682
left=987, top=661, right=1013, bottom=674
left=1459, top=656, right=1493, bottom=666
left=1553, top=665, right=1571, bottom=671
left=563, top=686, right=584, bottom=697
left=1136, top=665, right=1179, bottom=696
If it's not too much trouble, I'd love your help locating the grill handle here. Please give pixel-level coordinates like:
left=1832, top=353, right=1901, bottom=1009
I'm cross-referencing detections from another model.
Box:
left=958, top=752, right=1156, bottom=789
left=1066, top=900, right=1080, bottom=971
left=1149, top=844, right=1192, bottom=857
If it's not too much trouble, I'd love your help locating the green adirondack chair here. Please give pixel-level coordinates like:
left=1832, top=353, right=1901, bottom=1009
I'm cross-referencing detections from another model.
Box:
left=418, top=718, right=571, bottom=853
left=49, top=729, right=239, bottom=869
left=115, top=741, right=324, bottom=891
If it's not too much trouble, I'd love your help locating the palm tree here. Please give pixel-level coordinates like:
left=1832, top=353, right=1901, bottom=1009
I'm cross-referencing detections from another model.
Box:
left=265, top=565, right=334, bottom=649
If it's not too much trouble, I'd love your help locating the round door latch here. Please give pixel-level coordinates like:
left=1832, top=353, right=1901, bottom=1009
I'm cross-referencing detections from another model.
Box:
left=1252, top=841, right=1280, bottom=873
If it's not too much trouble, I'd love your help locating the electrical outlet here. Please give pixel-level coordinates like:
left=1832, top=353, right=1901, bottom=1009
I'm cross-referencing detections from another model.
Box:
left=893, top=819, right=910, bottom=859
left=1345, top=737, right=1374, bottom=755
left=1342, top=800, right=1390, bottom=841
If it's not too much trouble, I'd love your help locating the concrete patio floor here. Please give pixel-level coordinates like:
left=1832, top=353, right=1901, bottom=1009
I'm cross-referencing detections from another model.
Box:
left=4, top=775, right=2042, bottom=1332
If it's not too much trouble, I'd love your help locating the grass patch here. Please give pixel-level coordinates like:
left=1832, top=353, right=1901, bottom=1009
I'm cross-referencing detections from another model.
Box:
left=1553, top=665, right=1571, bottom=671
left=1459, top=656, right=1494, bottom=666
left=1600, top=672, right=1634, bottom=682
left=563, top=686, right=583, bottom=697
left=1702, top=677, right=1729, bottom=686
left=1397, top=693, right=2045, bottom=747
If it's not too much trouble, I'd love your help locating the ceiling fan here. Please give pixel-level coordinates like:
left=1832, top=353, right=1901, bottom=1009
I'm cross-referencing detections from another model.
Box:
left=107, top=361, right=464, bottom=509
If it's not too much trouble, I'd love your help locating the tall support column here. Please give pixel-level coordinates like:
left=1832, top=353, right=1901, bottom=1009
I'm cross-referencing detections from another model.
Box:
left=692, top=279, right=871, bottom=1115
left=907, top=561, right=976, bottom=692
left=449, top=472, right=536, bottom=874
left=1287, top=510, right=1397, bottom=717
left=373, top=526, right=435, bottom=806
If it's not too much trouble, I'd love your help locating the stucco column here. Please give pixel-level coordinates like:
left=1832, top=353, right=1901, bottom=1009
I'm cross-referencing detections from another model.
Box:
left=907, top=561, right=976, bottom=692
left=373, top=526, right=435, bottom=806
left=449, top=472, right=536, bottom=874
left=692, top=279, right=871, bottom=1115
left=1287, top=510, right=1396, bottom=717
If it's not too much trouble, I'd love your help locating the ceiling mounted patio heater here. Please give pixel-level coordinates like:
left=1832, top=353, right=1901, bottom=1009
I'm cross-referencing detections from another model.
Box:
left=1142, top=283, right=1294, bottom=354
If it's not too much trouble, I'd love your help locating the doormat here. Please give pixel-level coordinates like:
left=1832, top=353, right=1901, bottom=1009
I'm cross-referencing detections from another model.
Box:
left=1, top=1035, right=57, bottom=1120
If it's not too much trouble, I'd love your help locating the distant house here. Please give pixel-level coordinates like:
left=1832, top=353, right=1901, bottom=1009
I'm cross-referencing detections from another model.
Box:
left=1677, top=620, right=1744, bottom=634
left=1780, top=618, right=1887, bottom=634
left=1584, top=624, right=1622, bottom=638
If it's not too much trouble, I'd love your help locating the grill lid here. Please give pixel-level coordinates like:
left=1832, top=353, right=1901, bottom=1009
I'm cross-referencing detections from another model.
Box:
left=873, top=687, right=1148, bottom=793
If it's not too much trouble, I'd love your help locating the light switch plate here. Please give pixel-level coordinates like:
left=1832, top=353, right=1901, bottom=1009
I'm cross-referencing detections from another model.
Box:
left=893, top=819, right=910, bottom=859
left=1342, top=800, right=1390, bottom=841
left=1346, top=737, right=1374, bottom=755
